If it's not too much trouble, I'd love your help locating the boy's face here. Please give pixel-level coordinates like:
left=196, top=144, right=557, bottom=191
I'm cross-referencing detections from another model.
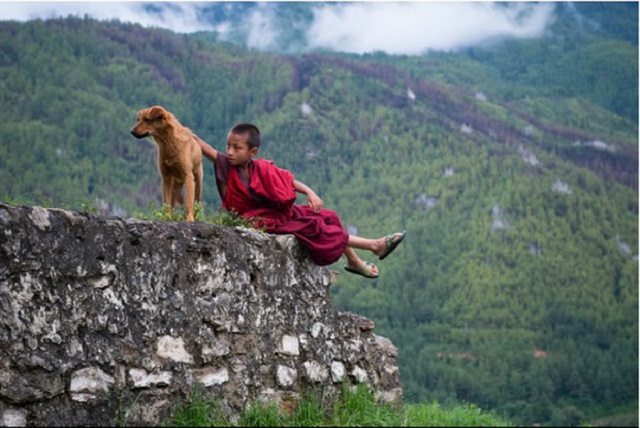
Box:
left=226, top=131, right=258, bottom=167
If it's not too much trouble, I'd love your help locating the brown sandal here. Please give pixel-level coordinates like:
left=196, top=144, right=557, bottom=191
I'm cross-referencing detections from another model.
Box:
left=379, top=231, right=406, bottom=260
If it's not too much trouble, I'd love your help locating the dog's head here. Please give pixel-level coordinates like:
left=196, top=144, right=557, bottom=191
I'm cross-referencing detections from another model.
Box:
left=130, top=106, right=171, bottom=139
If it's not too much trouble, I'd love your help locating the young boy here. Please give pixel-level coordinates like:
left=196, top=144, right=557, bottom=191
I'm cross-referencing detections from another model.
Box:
left=195, top=123, right=405, bottom=278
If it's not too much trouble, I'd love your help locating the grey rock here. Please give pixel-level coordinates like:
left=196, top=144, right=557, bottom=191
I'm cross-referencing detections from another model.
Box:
left=0, top=204, right=402, bottom=426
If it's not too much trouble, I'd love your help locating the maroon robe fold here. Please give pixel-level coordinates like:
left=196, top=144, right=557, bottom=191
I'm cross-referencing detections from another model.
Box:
left=215, top=154, right=349, bottom=266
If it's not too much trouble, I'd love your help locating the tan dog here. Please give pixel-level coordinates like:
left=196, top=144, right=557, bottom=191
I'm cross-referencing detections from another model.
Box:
left=131, top=106, right=203, bottom=222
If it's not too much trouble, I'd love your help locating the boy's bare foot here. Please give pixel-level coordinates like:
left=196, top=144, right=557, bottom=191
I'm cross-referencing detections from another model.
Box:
left=344, top=260, right=379, bottom=278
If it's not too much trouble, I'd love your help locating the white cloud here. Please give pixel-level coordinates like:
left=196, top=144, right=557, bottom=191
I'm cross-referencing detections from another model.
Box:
left=306, top=2, right=556, bottom=54
left=0, top=2, right=217, bottom=33
left=0, top=2, right=557, bottom=55
left=245, top=3, right=280, bottom=51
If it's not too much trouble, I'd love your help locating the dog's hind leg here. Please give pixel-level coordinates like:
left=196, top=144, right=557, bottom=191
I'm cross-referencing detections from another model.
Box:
left=172, top=185, right=184, bottom=207
left=195, top=162, right=203, bottom=202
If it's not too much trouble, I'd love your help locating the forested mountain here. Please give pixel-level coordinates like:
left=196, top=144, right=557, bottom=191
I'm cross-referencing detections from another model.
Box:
left=0, top=3, right=637, bottom=426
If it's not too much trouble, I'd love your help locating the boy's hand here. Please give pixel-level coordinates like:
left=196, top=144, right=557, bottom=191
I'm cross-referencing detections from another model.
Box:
left=293, top=180, right=323, bottom=212
left=307, top=191, right=323, bottom=213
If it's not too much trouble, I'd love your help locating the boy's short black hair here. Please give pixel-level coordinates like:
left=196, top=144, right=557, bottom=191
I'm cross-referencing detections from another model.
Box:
left=231, top=123, right=261, bottom=149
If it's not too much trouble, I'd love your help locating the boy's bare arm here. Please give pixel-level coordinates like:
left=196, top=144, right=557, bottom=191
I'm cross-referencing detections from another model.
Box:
left=194, top=134, right=218, bottom=162
left=294, top=180, right=323, bottom=213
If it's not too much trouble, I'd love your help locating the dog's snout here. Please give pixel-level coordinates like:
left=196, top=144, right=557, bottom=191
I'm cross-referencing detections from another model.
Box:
left=131, top=128, right=149, bottom=139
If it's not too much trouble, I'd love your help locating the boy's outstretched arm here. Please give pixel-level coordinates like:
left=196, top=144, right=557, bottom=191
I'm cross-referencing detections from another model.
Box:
left=194, top=134, right=218, bottom=162
left=294, top=180, right=323, bottom=213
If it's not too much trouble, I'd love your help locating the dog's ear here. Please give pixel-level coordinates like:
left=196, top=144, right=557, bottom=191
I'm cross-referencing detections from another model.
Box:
left=148, top=106, right=166, bottom=122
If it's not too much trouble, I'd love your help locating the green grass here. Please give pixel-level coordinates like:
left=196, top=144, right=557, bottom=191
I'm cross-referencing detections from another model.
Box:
left=132, top=202, right=263, bottom=230
left=0, top=196, right=264, bottom=231
left=168, top=384, right=513, bottom=427
left=1, top=193, right=61, bottom=209
left=0, top=195, right=262, bottom=229
left=585, top=400, right=639, bottom=427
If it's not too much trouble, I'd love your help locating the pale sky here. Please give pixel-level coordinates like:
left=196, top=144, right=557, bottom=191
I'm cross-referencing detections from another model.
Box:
left=0, top=1, right=558, bottom=55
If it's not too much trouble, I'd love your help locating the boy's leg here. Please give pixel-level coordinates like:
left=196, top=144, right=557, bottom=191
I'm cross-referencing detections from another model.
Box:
left=345, top=246, right=365, bottom=265
left=344, top=246, right=379, bottom=277
left=347, top=232, right=406, bottom=258
left=347, top=235, right=383, bottom=253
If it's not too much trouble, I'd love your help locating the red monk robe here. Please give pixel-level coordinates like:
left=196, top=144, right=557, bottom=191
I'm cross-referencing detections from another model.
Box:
left=214, top=153, right=349, bottom=266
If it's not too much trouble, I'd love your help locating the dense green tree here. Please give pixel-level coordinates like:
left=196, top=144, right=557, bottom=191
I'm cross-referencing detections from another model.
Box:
left=0, top=11, right=637, bottom=426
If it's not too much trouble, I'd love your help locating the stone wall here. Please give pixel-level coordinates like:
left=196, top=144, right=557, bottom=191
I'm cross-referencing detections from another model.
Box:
left=0, top=204, right=401, bottom=426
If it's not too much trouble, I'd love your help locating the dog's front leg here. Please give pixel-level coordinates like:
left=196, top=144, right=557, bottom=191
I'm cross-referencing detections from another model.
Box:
left=161, top=177, right=173, bottom=216
left=184, top=172, right=196, bottom=222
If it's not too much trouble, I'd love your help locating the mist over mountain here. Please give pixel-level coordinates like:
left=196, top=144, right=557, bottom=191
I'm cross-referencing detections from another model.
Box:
left=0, top=3, right=637, bottom=426
left=3, top=2, right=636, bottom=54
